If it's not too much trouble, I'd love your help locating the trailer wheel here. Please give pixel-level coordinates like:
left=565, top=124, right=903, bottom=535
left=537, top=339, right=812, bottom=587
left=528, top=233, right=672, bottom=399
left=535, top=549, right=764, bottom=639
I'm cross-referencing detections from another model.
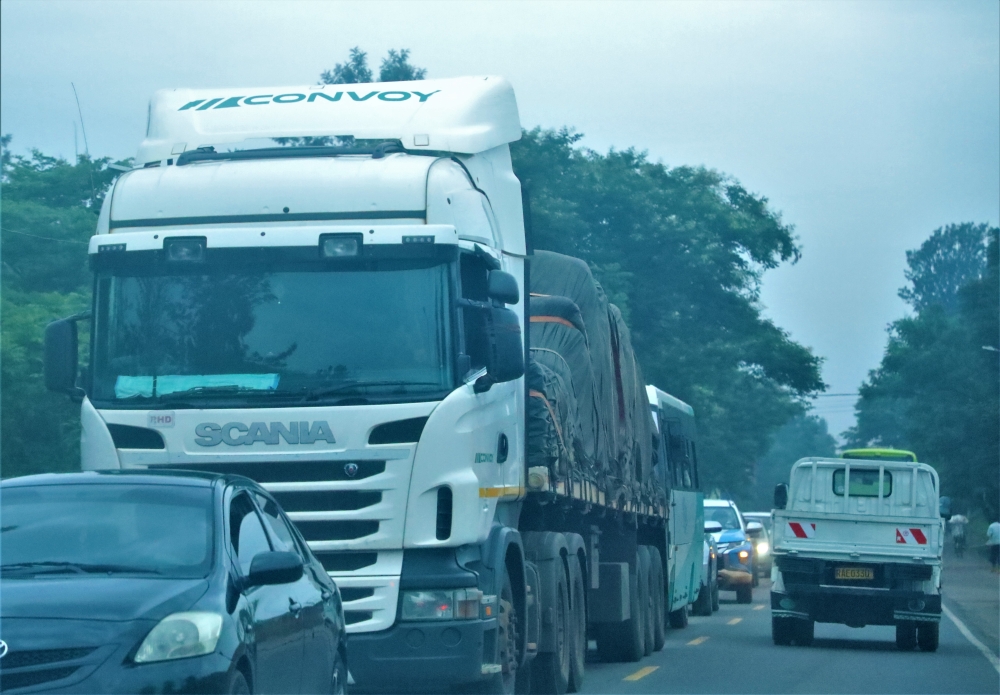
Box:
left=595, top=554, right=644, bottom=663
left=772, top=617, right=793, bottom=645
left=567, top=553, right=587, bottom=692
left=736, top=584, right=753, bottom=604
left=647, top=547, right=666, bottom=651
left=531, top=559, right=570, bottom=694
left=917, top=622, right=939, bottom=652
left=637, top=547, right=655, bottom=654
left=895, top=622, right=917, bottom=651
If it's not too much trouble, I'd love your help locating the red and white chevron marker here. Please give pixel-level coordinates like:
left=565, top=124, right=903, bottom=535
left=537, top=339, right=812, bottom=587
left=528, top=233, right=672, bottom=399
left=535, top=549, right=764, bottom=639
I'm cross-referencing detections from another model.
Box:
left=787, top=521, right=816, bottom=538
left=895, top=528, right=928, bottom=545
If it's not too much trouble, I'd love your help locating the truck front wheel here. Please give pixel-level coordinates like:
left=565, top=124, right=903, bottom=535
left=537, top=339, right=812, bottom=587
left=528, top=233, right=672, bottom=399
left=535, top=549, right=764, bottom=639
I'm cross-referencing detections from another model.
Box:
left=896, top=622, right=917, bottom=651
left=917, top=622, right=939, bottom=652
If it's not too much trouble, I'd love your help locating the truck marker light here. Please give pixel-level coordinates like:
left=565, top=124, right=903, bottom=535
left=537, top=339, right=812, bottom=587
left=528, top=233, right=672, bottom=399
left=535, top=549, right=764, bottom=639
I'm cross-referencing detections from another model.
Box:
left=164, top=237, right=206, bottom=262
left=320, top=234, right=361, bottom=258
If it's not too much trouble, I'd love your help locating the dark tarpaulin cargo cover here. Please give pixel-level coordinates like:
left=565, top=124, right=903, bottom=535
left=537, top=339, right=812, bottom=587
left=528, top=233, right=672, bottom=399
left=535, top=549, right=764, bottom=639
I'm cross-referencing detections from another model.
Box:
left=527, top=251, right=658, bottom=503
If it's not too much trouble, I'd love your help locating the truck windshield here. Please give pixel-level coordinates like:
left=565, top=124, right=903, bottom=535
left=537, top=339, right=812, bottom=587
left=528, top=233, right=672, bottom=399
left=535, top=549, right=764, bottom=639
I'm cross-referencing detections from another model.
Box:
left=91, top=254, right=455, bottom=407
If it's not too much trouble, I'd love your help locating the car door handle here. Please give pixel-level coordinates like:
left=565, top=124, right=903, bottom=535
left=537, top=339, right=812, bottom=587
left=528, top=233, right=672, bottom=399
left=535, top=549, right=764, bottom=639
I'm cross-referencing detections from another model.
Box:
left=288, top=599, right=302, bottom=617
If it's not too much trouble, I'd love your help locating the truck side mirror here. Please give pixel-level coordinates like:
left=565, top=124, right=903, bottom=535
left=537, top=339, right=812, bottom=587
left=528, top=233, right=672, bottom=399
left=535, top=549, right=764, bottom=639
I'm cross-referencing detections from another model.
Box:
left=774, top=483, right=788, bottom=510
left=475, top=306, right=524, bottom=393
left=939, top=496, right=951, bottom=519
left=487, top=270, right=519, bottom=305
left=44, top=318, right=79, bottom=393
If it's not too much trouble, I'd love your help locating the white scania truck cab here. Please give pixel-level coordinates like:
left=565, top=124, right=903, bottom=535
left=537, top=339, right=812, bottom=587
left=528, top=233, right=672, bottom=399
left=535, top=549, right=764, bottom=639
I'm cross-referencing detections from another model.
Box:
left=45, top=77, right=697, bottom=693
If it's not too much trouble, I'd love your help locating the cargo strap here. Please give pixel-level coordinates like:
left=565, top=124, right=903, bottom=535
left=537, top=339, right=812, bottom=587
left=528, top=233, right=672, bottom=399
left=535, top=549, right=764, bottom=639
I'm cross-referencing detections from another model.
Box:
left=530, top=316, right=579, bottom=330
left=529, top=389, right=568, bottom=456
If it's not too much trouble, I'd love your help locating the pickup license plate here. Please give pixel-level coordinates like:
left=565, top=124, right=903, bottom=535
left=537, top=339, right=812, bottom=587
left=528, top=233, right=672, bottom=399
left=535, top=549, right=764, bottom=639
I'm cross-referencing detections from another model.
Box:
left=835, top=567, right=874, bottom=580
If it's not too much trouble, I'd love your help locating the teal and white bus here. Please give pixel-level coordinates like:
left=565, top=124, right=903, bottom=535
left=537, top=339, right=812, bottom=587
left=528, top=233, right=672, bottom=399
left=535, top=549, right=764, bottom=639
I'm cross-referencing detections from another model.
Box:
left=647, top=386, right=705, bottom=627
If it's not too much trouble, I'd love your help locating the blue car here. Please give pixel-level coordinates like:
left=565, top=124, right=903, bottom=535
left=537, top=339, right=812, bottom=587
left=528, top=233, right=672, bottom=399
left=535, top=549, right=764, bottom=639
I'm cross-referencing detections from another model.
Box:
left=704, top=499, right=756, bottom=604
left=0, top=471, right=347, bottom=694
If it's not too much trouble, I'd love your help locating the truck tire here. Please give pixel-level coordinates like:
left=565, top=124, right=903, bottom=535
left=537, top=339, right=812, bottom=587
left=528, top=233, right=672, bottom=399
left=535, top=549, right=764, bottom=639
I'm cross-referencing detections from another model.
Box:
left=530, top=560, right=570, bottom=694
left=736, top=584, right=753, bottom=604
left=647, top=547, right=667, bottom=651
left=794, top=619, right=814, bottom=646
left=637, top=546, right=655, bottom=654
left=711, top=580, right=720, bottom=612
left=772, top=617, right=793, bottom=646
left=595, top=554, right=644, bottom=663
left=896, top=622, right=917, bottom=651
left=917, top=622, right=939, bottom=652
left=692, top=581, right=713, bottom=616
left=479, top=564, right=519, bottom=695
left=567, top=553, right=587, bottom=693
left=668, top=603, right=689, bottom=628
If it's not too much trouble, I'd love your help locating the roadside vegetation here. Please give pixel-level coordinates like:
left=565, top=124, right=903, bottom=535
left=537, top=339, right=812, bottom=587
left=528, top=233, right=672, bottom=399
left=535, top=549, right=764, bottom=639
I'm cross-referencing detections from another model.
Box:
left=846, top=223, right=1000, bottom=522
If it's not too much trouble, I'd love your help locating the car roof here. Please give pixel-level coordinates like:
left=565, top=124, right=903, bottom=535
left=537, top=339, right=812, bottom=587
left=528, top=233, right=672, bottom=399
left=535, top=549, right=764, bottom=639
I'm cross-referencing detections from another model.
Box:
left=0, top=469, right=260, bottom=489
left=704, top=499, right=736, bottom=507
left=742, top=512, right=770, bottom=518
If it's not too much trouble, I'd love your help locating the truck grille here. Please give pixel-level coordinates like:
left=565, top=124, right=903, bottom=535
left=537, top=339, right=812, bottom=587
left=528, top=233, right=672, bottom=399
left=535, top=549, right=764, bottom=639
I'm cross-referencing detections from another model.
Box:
left=156, top=455, right=408, bottom=634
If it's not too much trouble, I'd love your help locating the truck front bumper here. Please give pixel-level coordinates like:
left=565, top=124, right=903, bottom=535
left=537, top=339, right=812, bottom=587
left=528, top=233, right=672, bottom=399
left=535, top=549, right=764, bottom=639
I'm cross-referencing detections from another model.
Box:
left=771, top=586, right=941, bottom=626
left=347, top=617, right=497, bottom=692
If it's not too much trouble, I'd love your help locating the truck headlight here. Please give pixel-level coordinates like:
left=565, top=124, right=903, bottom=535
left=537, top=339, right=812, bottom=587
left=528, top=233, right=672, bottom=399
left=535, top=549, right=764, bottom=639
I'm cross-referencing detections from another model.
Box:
left=400, top=589, right=483, bottom=621
left=134, top=612, right=222, bottom=663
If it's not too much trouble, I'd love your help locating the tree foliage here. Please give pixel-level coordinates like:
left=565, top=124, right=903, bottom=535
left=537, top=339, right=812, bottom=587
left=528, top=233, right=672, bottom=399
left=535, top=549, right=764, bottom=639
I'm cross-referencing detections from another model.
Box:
left=898, top=222, right=993, bottom=313
left=745, top=414, right=837, bottom=510
left=1, top=137, right=126, bottom=477
left=847, top=226, right=999, bottom=518
left=319, top=47, right=425, bottom=85
left=511, top=128, right=825, bottom=494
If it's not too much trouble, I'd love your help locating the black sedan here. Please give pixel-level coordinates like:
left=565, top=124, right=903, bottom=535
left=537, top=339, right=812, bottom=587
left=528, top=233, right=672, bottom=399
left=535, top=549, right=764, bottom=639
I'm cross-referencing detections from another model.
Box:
left=0, top=471, right=346, bottom=694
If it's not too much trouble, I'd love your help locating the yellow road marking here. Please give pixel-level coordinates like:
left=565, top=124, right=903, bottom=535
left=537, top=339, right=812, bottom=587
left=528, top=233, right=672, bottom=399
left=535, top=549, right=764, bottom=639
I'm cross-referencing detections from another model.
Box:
left=753, top=604, right=766, bottom=610
left=727, top=617, right=742, bottom=625
left=624, top=666, right=659, bottom=681
left=687, top=636, right=710, bottom=645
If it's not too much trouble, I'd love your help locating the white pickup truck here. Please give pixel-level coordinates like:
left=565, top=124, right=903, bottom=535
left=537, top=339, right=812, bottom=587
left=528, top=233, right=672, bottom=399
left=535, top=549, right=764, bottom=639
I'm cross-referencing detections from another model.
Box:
left=770, top=455, right=944, bottom=652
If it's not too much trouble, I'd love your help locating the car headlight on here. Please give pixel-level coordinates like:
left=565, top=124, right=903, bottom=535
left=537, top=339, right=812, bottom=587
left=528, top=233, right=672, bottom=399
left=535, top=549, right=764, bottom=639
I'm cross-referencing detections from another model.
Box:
left=738, top=550, right=750, bottom=560
left=134, top=612, right=223, bottom=663
left=756, top=541, right=770, bottom=555
left=400, top=589, right=483, bottom=621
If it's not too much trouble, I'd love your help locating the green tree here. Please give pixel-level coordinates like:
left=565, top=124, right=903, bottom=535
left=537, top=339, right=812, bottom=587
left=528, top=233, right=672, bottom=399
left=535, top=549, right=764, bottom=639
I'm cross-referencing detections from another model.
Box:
left=320, top=46, right=373, bottom=85
left=745, top=414, right=837, bottom=509
left=848, top=227, right=999, bottom=518
left=511, top=128, right=825, bottom=492
left=898, top=222, right=992, bottom=313
left=379, top=49, right=427, bottom=82
left=1, top=138, right=124, bottom=478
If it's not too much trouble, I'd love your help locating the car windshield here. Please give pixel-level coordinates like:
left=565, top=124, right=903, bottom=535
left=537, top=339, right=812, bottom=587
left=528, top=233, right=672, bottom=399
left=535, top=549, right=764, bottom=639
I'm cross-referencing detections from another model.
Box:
left=91, top=252, right=455, bottom=407
left=0, top=483, right=214, bottom=578
left=706, top=506, right=742, bottom=530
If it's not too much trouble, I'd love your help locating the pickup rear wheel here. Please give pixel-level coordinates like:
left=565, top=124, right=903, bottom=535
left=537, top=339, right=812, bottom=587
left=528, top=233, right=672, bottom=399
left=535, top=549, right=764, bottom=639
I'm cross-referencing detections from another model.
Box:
left=772, top=617, right=793, bottom=646
left=896, top=622, right=917, bottom=651
left=794, top=619, right=814, bottom=646
left=736, top=584, right=753, bottom=604
left=917, top=622, right=939, bottom=652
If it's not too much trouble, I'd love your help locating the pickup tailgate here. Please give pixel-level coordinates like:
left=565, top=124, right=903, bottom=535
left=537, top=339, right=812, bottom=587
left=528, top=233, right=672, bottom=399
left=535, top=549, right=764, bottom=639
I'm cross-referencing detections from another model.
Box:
left=773, top=511, right=941, bottom=562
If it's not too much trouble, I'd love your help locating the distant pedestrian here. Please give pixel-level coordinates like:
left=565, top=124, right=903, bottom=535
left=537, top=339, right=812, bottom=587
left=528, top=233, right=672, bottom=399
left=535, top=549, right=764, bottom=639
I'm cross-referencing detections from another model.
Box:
left=950, top=514, right=969, bottom=557
left=987, top=520, right=1000, bottom=572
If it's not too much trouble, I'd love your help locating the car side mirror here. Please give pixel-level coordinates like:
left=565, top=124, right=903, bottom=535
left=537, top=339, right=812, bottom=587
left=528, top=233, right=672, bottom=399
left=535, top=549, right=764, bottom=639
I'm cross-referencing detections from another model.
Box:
left=774, top=483, right=788, bottom=510
left=487, top=270, right=519, bottom=305
left=475, top=307, right=524, bottom=393
left=704, top=521, right=723, bottom=534
left=746, top=521, right=763, bottom=538
left=939, top=496, right=951, bottom=519
left=246, top=551, right=303, bottom=588
left=44, top=318, right=79, bottom=393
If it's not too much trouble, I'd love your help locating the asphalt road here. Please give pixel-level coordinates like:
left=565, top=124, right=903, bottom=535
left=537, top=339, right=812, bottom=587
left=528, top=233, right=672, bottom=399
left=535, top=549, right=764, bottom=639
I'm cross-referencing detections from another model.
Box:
left=578, top=581, right=1000, bottom=694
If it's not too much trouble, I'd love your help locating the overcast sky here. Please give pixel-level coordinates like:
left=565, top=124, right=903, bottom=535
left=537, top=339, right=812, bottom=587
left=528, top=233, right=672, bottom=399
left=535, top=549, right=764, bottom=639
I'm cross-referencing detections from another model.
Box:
left=2, top=0, right=998, bottom=438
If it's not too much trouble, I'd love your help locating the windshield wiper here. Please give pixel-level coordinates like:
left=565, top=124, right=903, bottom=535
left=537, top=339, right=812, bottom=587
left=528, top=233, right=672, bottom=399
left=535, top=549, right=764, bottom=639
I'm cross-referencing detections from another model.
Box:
left=155, top=385, right=275, bottom=401
left=1, top=561, right=162, bottom=576
left=299, top=380, right=442, bottom=403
